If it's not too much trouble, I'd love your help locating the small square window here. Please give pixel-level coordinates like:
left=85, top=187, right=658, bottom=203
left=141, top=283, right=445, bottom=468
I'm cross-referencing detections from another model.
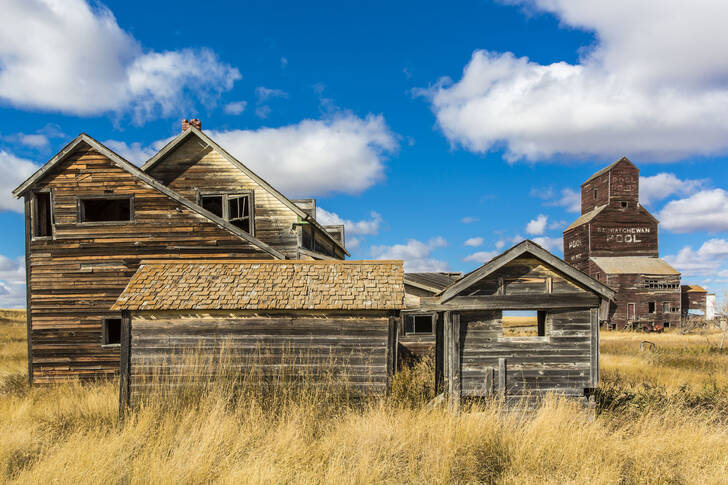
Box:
left=103, top=318, right=121, bottom=346
left=404, top=314, right=433, bottom=335
left=648, top=302, right=656, bottom=314
left=621, top=201, right=628, bottom=208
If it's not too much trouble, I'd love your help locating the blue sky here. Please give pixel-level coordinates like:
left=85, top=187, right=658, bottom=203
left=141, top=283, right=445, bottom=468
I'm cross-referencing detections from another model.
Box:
left=1, top=0, right=728, bottom=307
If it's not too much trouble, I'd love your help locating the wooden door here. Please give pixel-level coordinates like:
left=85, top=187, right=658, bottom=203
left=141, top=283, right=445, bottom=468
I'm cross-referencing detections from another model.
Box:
left=627, top=303, right=635, bottom=320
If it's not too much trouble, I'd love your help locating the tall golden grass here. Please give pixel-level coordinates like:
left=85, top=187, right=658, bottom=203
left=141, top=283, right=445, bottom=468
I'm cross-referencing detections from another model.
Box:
left=1, top=317, right=728, bottom=483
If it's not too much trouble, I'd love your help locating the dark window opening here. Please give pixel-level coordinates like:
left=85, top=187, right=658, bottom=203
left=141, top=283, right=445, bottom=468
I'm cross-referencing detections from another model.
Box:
left=593, top=189, right=598, bottom=199
left=621, top=201, right=628, bottom=208
left=201, top=195, right=223, bottom=218
left=404, top=314, right=433, bottom=335
left=502, top=310, right=546, bottom=337
left=103, top=318, right=121, bottom=345
left=664, top=321, right=670, bottom=328
left=596, top=272, right=601, bottom=281
left=648, top=302, right=656, bottom=314
left=80, top=197, right=131, bottom=222
left=34, top=192, right=53, bottom=237
left=200, top=193, right=253, bottom=234
left=228, top=195, right=251, bottom=232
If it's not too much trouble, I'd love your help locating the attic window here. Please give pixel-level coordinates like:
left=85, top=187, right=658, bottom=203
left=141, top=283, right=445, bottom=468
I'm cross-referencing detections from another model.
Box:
left=648, top=302, right=656, bottom=314
left=33, top=192, right=53, bottom=238
left=593, top=189, right=598, bottom=199
left=502, top=310, right=546, bottom=337
left=199, top=192, right=254, bottom=235
left=102, top=318, right=121, bottom=346
left=404, top=314, right=434, bottom=335
left=621, top=201, right=628, bottom=208
left=79, top=197, right=132, bottom=223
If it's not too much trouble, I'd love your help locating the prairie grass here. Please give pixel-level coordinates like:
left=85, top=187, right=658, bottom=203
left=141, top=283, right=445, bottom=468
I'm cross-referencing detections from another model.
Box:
left=1, top=318, right=728, bottom=484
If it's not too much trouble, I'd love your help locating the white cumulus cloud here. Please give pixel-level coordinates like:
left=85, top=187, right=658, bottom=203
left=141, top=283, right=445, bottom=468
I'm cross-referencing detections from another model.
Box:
left=639, top=173, right=705, bottom=206
left=526, top=214, right=548, bottom=235
left=0, top=150, right=41, bottom=212
left=0, top=255, right=26, bottom=308
left=371, top=237, right=449, bottom=272
left=316, top=208, right=382, bottom=236
left=463, top=250, right=499, bottom=264
left=659, top=189, right=728, bottom=233
left=464, top=237, right=484, bottom=247
left=224, top=101, right=247, bottom=115
left=209, top=113, right=397, bottom=197
left=664, top=238, right=728, bottom=277
left=0, top=0, right=240, bottom=122
left=422, top=0, right=728, bottom=161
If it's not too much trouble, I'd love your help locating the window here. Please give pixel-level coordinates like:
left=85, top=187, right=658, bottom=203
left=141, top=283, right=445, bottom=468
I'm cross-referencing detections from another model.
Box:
left=103, top=318, right=121, bottom=346
left=199, top=193, right=254, bottom=234
left=502, top=310, right=546, bottom=337
left=664, top=321, right=670, bottom=328
left=593, top=189, right=598, bottom=199
left=648, top=302, right=656, bottom=313
left=79, top=197, right=132, bottom=223
left=404, top=314, right=434, bottom=335
left=595, top=272, right=601, bottom=281
left=663, top=302, right=670, bottom=313
left=33, top=192, right=53, bottom=238
left=620, top=201, right=628, bottom=208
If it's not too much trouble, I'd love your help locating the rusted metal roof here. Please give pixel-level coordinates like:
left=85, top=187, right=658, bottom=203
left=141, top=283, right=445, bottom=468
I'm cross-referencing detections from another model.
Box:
left=113, top=260, right=404, bottom=311
left=590, top=257, right=679, bottom=275
left=682, top=284, right=707, bottom=293
left=404, top=272, right=462, bottom=292
left=564, top=205, right=607, bottom=231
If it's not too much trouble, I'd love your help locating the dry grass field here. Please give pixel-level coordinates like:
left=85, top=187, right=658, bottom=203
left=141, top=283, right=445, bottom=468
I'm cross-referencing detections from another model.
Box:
left=1, top=314, right=728, bottom=484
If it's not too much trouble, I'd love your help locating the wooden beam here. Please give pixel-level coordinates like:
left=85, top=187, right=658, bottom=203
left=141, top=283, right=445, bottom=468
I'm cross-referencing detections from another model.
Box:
left=24, top=195, right=33, bottom=386
left=590, top=307, right=599, bottom=388
left=420, top=294, right=600, bottom=311
left=498, top=357, right=507, bottom=397
left=119, top=310, right=132, bottom=418
left=447, top=312, right=461, bottom=410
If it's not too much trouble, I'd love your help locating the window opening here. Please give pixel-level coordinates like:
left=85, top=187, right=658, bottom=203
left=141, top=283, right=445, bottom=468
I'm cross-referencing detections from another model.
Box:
left=502, top=310, right=546, bottom=337
left=648, top=302, right=656, bottom=313
left=201, top=195, right=223, bottom=218
left=621, top=201, right=628, bottom=208
left=34, top=192, right=53, bottom=237
left=228, top=194, right=251, bottom=232
left=103, top=318, right=121, bottom=345
left=404, top=314, right=434, bottom=335
left=200, top=193, right=253, bottom=234
left=663, top=302, right=670, bottom=313
left=80, top=197, right=131, bottom=222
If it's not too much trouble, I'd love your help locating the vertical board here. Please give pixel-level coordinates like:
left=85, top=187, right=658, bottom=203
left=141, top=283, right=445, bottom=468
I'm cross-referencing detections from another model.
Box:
left=498, top=358, right=507, bottom=396
left=119, top=311, right=131, bottom=414
left=590, top=308, right=599, bottom=387
left=24, top=195, right=33, bottom=385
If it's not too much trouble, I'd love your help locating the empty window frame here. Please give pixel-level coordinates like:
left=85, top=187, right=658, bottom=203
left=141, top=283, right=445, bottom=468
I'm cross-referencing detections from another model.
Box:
left=593, top=189, right=598, bottom=199
left=199, top=192, right=254, bottom=235
left=102, top=318, right=122, bottom=346
left=33, top=191, right=53, bottom=238
left=502, top=310, right=546, bottom=337
left=403, top=313, right=435, bottom=335
left=79, top=196, right=132, bottom=223
left=620, top=201, right=628, bottom=208
left=663, top=302, right=670, bottom=313
left=648, top=302, right=656, bottom=314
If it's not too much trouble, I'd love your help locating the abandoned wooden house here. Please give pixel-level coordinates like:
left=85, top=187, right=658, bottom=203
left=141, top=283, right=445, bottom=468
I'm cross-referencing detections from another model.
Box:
left=563, top=157, right=682, bottom=330
left=409, top=240, right=614, bottom=402
left=13, top=120, right=349, bottom=384
left=681, top=285, right=713, bottom=319
left=113, top=260, right=403, bottom=406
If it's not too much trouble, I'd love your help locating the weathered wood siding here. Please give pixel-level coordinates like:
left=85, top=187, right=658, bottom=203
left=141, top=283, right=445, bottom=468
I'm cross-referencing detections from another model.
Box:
left=123, top=312, right=395, bottom=405
left=146, top=137, right=341, bottom=259
left=457, top=309, right=595, bottom=397
left=587, top=206, right=658, bottom=258
left=28, top=144, right=273, bottom=383
left=681, top=288, right=707, bottom=316
left=563, top=224, right=589, bottom=273
left=602, top=272, right=681, bottom=329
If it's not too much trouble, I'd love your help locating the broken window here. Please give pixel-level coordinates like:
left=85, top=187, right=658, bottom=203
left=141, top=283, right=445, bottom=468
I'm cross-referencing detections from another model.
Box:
left=33, top=192, right=53, bottom=238
left=228, top=195, right=251, bottom=232
left=103, top=318, right=121, bottom=346
left=79, top=197, right=132, bottom=222
left=502, top=310, right=546, bottom=337
left=648, top=302, right=656, bottom=313
left=199, top=193, right=253, bottom=234
left=404, top=314, right=434, bottom=335
left=663, top=302, right=670, bottom=313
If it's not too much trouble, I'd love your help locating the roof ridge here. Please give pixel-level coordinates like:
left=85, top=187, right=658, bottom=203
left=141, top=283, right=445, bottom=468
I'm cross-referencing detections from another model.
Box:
left=138, top=259, right=402, bottom=265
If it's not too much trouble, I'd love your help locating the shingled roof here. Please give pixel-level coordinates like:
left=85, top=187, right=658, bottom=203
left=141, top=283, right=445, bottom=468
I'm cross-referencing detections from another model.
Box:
left=112, top=260, right=404, bottom=311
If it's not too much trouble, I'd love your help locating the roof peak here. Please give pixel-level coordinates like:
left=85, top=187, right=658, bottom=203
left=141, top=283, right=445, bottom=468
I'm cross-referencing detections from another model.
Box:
left=582, top=156, right=637, bottom=186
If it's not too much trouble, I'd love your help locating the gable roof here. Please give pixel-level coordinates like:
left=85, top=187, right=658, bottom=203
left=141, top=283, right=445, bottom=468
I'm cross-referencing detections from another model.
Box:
left=439, top=240, right=615, bottom=303
left=582, top=156, right=638, bottom=185
left=141, top=126, right=350, bottom=256
left=12, top=134, right=285, bottom=259
left=404, top=272, right=462, bottom=293
left=112, top=259, right=404, bottom=311
left=683, top=284, right=707, bottom=293
left=590, top=257, right=679, bottom=275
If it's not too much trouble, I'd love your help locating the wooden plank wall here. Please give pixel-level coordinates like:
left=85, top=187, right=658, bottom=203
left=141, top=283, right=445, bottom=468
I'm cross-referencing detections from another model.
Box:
left=123, top=312, right=394, bottom=405
left=28, top=145, right=274, bottom=383
left=457, top=309, right=594, bottom=398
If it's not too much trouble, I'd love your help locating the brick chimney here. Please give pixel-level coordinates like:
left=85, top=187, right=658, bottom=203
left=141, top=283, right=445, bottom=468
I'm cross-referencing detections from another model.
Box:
left=181, top=118, right=202, bottom=132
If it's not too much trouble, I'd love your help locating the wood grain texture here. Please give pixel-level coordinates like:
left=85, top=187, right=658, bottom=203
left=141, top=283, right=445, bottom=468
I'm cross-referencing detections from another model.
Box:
left=125, top=312, right=393, bottom=405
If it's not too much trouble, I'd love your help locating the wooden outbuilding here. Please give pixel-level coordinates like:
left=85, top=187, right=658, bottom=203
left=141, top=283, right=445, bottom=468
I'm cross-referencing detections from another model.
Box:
left=113, top=260, right=404, bottom=407
left=415, top=241, right=614, bottom=403
left=681, top=285, right=708, bottom=318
